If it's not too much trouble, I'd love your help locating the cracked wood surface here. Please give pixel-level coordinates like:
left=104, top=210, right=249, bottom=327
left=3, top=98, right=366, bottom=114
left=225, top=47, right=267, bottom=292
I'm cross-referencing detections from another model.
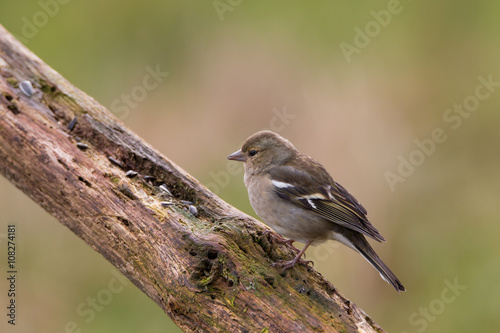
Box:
left=0, top=24, right=384, bottom=333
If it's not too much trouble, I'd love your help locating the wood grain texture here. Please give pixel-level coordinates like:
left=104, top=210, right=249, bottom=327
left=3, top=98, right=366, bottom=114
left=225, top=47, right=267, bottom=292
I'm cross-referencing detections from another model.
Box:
left=0, top=24, right=384, bottom=333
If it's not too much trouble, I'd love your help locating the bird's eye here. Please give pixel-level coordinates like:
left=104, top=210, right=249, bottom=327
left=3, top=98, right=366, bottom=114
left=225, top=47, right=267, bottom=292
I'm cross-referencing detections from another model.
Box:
left=249, top=149, right=258, bottom=157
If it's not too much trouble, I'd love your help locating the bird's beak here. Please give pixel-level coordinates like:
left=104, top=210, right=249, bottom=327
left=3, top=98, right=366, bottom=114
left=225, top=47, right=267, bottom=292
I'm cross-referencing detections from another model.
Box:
left=227, top=150, right=246, bottom=162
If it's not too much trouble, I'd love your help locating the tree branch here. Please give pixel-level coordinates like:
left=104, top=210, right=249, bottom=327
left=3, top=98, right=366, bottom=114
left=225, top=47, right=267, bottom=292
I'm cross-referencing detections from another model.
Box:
left=0, top=24, right=384, bottom=333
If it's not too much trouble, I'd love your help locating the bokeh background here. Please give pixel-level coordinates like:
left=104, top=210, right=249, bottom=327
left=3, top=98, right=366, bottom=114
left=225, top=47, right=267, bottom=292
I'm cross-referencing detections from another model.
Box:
left=1, top=1, right=499, bottom=332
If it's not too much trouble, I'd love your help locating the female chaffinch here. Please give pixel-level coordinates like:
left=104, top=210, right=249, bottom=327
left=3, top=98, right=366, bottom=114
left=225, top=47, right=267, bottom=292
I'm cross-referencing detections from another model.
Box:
left=228, top=130, right=405, bottom=292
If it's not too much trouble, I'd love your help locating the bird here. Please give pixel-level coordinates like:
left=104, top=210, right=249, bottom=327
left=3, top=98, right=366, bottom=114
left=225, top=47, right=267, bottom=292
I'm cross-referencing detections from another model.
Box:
left=227, top=130, right=405, bottom=292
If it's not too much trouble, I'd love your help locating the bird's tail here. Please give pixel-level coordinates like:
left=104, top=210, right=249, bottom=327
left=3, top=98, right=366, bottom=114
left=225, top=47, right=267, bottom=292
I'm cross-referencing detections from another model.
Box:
left=354, top=238, right=406, bottom=292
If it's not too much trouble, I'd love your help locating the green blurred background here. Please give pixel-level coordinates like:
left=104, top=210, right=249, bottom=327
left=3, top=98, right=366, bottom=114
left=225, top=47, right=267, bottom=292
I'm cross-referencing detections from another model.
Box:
left=1, top=1, right=499, bottom=332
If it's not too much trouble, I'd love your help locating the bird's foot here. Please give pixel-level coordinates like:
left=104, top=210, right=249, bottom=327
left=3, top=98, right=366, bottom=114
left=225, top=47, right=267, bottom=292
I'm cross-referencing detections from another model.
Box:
left=262, top=230, right=300, bottom=254
left=271, top=256, right=314, bottom=272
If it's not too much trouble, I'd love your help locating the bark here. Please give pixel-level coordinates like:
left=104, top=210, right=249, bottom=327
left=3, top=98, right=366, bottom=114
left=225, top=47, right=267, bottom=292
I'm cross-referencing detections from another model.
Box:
left=0, top=24, right=384, bottom=333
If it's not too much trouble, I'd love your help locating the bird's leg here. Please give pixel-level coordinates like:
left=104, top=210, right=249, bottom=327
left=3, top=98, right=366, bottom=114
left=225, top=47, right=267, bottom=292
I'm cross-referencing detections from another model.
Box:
left=271, top=239, right=314, bottom=271
left=262, top=230, right=300, bottom=253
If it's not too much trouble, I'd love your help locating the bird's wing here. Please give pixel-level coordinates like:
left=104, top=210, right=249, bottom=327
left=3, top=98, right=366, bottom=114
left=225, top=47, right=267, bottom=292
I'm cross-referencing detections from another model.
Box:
left=268, top=165, right=385, bottom=242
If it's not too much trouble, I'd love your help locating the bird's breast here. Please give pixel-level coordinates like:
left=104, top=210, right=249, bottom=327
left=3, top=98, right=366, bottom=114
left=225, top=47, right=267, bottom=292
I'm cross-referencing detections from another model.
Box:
left=244, top=174, right=332, bottom=243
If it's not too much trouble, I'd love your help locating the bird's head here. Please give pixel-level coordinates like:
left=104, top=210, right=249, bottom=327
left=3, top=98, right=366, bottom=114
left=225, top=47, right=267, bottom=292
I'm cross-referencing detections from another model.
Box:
left=227, top=130, right=297, bottom=174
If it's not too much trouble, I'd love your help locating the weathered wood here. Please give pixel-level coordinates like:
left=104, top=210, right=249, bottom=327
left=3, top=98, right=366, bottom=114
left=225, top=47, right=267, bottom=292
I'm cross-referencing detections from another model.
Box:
left=0, top=24, right=384, bottom=333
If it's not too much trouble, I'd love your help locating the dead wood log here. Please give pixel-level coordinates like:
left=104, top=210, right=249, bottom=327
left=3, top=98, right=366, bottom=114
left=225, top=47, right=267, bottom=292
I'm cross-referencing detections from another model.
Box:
left=0, top=24, right=384, bottom=333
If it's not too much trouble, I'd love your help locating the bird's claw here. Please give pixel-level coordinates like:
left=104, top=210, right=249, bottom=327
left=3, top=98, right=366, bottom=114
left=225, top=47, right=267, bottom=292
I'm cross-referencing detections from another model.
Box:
left=262, top=230, right=300, bottom=254
left=270, top=258, right=314, bottom=272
